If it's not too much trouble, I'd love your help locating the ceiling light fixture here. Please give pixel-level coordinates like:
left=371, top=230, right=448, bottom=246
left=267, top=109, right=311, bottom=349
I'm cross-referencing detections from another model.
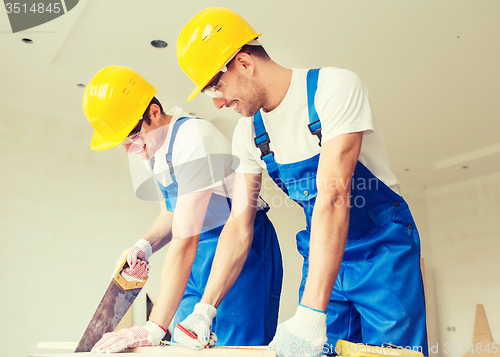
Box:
left=151, top=40, right=168, bottom=48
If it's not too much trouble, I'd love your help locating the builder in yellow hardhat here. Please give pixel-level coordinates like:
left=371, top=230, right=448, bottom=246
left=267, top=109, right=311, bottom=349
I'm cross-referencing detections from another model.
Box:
left=82, top=65, right=283, bottom=352
left=175, top=7, right=428, bottom=357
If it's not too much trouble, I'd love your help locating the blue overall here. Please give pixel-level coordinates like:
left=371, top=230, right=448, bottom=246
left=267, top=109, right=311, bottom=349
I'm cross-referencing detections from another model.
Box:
left=156, top=117, right=283, bottom=346
left=253, top=70, right=428, bottom=355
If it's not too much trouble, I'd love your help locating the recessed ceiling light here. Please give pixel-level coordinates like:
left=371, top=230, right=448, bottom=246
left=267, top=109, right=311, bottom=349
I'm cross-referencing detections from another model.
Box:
left=77, top=83, right=86, bottom=88
left=404, top=168, right=410, bottom=171
left=462, top=165, right=469, bottom=169
left=22, top=38, right=33, bottom=44
left=151, top=40, right=168, bottom=48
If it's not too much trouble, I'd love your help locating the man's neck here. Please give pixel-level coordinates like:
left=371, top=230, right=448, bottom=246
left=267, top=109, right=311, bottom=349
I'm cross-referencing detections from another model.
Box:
left=261, top=62, right=293, bottom=113
left=156, top=113, right=173, bottom=149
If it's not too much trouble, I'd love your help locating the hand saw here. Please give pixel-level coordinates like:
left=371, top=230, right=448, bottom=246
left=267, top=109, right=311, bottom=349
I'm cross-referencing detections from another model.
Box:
left=74, top=251, right=148, bottom=352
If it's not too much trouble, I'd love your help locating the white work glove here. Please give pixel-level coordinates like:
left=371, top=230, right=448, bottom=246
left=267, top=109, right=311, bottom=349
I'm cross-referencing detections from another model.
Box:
left=269, top=304, right=327, bottom=357
left=120, top=239, right=153, bottom=280
left=91, top=320, right=166, bottom=353
left=173, top=302, right=218, bottom=349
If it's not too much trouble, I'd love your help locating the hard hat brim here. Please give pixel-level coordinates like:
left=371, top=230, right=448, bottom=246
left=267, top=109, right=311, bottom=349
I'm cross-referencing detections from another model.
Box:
left=90, top=130, right=123, bottom=151
left=90, top=115, right=143, bottom=151
left=187, top=84, right=203, bottom=102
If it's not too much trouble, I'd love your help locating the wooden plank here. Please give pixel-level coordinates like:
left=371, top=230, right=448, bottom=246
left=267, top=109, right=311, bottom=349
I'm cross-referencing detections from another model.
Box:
left=31, top=354, right=272, bottom=357
left=472, top=304, right=493, bottom=345
left=131, top=345, right=276, bottom=356
left=28, top=351, right=206, bottom=357
left=34, top=342, right=275, bottom=356
left=461, top=304, right=499, bottom=356
left=29, top=353, right=93, bottom=357
left=30, top=348, right=274, bottom=357
left=420, top=258, right=430, bottom=347
left=161, top=341, right=269, bottom=350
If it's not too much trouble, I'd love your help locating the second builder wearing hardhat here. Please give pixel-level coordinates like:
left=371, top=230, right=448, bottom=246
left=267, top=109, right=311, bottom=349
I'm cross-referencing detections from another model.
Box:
left=81, top=65, right=283, bottom=352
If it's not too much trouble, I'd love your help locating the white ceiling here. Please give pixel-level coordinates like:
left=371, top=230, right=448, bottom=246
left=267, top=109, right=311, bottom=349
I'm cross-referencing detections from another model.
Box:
left=1, top=0, right=499, bottom=190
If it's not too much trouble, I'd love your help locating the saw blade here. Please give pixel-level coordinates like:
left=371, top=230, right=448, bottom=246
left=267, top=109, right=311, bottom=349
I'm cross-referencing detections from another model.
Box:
left=74, top=278, right=142, bottom=352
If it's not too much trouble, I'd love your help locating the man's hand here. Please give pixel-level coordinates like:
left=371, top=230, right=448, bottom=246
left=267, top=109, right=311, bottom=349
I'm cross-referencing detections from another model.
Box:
left=269, top=304, right=327, bottom=357
left=91, top=321, right=166, bottom=353
left=120, top=239, right=153, bottom=280
left=173, top=302, right=217, bottom=349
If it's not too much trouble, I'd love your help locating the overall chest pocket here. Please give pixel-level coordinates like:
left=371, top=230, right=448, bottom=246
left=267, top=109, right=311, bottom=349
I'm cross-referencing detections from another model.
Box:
left=285, top=174, right=318, bottom=203
left=278, top=154, right=320, bottom=204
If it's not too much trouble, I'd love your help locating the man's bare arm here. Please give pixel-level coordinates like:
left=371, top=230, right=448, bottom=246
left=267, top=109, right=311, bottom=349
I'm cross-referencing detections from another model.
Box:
left=301, top=132, right=362, bottom=311
left=200, top=172, right=262, bottom=308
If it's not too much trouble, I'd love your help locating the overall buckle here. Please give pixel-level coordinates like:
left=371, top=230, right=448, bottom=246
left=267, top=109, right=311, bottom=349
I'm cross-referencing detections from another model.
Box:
left=254, top=132, right=274, bottom=159
left=308, top=120, right=322, bottom=147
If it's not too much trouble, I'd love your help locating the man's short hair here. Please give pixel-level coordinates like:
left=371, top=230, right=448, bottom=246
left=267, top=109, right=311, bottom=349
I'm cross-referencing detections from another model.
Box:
left=226, top=44, right=270, bottom=70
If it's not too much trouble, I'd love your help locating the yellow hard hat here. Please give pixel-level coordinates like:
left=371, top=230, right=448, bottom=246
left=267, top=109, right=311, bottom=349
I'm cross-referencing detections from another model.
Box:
left=82, top=65, right=157, bottom=151
left=177, top=7, right=261, bottom=101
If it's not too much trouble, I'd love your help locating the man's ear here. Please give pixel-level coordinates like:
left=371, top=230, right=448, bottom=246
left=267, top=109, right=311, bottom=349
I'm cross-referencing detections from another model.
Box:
left=148, top=104, right=161, bottom=122
left=233, top=52, right=255, bottom=75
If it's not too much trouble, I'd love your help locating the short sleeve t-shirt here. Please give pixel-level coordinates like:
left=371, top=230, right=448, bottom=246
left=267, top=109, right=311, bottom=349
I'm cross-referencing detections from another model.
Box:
left=231, top=67, right=401, bottom=194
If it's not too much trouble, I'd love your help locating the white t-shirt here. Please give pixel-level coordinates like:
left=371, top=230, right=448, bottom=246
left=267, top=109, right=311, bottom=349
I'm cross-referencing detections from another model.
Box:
left=149, top=106, right=235, bottom=198
left=129, top=106, right=267, bottom=212
left=232, top=67, right=401, bottom=194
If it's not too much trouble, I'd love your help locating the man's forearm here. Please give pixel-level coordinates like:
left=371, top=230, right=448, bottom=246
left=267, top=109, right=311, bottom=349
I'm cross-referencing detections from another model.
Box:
left=300, top=198, right=349, bottom=311
left=142, top=209, right=174, bottom=253
left=148, top=235, right=199, bottom=328
left=200, top=218, right=254, bottom=308
left=200, top=172, right=261, bottom=308
left=149, top=190, right=212, bottom=327
left=301, top=132, right=362, bottom=311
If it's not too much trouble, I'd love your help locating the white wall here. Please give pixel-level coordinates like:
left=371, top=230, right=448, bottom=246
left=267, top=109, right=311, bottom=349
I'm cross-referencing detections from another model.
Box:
left=402, top=186, right=439, bottom=355
left=399, top=175, right=500, bottom=357
left=425, top=174, right=500, bottom=357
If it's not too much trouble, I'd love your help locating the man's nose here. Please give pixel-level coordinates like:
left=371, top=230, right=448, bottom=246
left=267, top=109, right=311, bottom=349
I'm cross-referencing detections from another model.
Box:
left=212, top=97, right=226, bottom=109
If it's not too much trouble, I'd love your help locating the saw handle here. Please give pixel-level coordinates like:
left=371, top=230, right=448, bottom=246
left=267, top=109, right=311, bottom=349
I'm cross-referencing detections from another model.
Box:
left=111, top=250, right=148, bottom=290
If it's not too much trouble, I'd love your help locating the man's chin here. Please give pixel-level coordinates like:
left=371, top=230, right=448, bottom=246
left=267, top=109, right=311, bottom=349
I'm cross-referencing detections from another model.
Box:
left=127, top=146, right=152, bottom=160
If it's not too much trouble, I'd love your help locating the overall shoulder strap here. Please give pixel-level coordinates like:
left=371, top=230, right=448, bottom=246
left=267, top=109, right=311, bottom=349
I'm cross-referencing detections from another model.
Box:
left=253, top=110, right=274, bottom=160
left=306, top=68, right=322, bottom=146
left=253, top=110, right=288, bottom=195
left=166, top=117, right=200, bottom=181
